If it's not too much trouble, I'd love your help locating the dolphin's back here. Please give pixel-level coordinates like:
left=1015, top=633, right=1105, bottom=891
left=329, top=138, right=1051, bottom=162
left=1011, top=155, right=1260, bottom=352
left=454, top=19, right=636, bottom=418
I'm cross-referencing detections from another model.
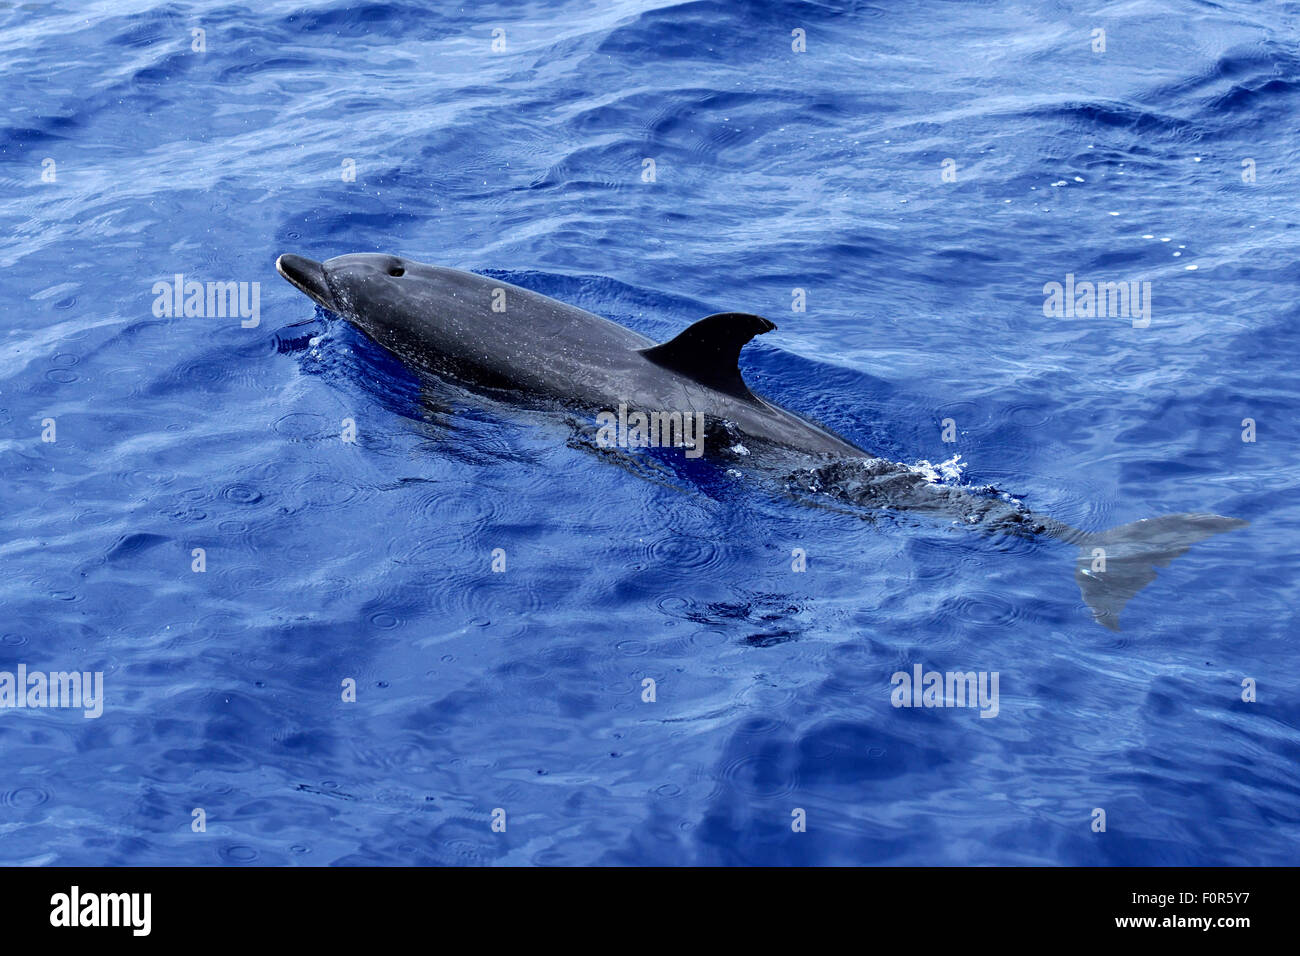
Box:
left=352, top=264, right=652, bottom=399
left=329, top=258, right=865, bottom=456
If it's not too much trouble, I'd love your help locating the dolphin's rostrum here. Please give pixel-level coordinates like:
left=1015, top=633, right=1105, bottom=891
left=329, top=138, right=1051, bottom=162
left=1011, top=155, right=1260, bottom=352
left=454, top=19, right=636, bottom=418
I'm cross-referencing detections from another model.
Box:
left=277, top=252, right=1246, bottom=630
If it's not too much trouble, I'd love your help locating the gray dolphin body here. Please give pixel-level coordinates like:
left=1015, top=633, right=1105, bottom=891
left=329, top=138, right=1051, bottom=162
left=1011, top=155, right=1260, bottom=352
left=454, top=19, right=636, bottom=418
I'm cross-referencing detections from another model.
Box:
left=277, top=251, right=1246, bottom=630
left=277, top=252, right=859, bottom=456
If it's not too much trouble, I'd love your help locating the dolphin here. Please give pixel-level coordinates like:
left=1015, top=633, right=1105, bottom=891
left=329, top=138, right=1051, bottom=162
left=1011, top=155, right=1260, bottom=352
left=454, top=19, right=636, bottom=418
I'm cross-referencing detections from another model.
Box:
left=276, top=252, right=1246, bottom=630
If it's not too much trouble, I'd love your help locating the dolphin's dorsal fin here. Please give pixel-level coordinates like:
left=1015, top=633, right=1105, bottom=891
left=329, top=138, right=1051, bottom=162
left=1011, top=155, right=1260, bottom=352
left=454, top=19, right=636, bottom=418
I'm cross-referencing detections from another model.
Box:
left=637, top=312, right=776, bottom=398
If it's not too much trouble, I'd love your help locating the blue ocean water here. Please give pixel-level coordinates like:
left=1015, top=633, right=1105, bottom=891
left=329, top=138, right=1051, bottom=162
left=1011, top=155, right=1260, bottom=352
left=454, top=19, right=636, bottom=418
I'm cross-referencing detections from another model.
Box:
left=1, top=0, right=1298, bottom=866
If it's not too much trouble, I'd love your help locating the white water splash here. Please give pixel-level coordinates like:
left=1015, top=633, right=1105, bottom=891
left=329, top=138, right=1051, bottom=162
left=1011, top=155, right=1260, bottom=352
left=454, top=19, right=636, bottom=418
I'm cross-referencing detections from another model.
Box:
left=908, top=453, right=966, bottom=484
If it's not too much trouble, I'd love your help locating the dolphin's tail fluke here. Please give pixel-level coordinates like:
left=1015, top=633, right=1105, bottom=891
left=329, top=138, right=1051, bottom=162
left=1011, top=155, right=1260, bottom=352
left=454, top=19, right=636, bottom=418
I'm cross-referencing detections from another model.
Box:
left=1067, top=513, right=1247, bottom=630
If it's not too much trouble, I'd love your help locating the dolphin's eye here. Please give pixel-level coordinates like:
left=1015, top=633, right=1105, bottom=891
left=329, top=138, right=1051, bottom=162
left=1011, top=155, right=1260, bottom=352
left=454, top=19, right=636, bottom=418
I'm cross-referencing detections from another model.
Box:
left=389, top=266, right=405, bottom=277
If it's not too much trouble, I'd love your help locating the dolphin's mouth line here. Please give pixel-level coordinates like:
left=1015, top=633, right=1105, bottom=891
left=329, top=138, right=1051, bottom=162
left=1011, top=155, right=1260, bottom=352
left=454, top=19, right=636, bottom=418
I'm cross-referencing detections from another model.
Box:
left=276, top=254, right=339, bottom=313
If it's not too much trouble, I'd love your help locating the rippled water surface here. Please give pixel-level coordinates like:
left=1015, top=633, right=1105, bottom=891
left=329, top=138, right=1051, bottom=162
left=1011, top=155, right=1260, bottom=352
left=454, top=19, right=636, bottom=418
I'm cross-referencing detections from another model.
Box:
left=1, top=0, right=1298, bottom=865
